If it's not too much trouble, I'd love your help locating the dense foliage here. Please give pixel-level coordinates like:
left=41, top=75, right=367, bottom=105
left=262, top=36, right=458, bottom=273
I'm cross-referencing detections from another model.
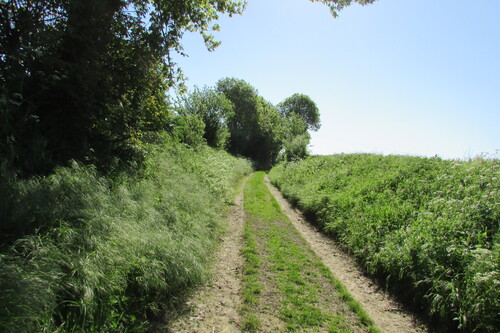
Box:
left=173, top=86, right=234, bottom=149
left=278, top=93, right=321, bottom=131
left=216, top=78, right=286, bottom=169
left=269, top=154, right=499, bottom=332
left=0, top=136, right=252, bottom=332
left=0, top=0, right=245, bottom=174
left=1, top=0, right=371, bottom=175
left=173, top=78, right=321, bottom=169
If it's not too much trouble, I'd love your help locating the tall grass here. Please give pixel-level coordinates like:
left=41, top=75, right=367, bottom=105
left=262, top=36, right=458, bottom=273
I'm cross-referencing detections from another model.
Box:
left=0, top=135, right=252, bottom=332
left=269, top=154, right=499, bottom=332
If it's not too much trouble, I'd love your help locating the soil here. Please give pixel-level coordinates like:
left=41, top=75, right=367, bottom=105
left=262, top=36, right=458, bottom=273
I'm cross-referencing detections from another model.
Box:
left=264, top=177, right=428, bottom=333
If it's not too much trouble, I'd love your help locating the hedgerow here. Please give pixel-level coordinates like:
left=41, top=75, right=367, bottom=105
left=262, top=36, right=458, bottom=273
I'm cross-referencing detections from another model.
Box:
left=269, top=154, right=499, bottom=332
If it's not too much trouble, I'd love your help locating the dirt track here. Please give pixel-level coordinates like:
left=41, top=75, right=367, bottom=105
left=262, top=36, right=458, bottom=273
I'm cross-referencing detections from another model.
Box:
left=167, top=175, right=428, bottom=332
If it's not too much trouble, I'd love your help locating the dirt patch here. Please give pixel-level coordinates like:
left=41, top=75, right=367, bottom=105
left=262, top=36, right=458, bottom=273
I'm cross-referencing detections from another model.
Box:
left=166, top=177, right=248, bottom=333
left=265, top=177, right=428, bottom=333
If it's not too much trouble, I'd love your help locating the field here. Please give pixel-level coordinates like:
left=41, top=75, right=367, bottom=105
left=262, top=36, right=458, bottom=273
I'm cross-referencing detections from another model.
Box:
left=0, top=135, right=252, bottom=332
left=269, top=154, right=499, bottom=332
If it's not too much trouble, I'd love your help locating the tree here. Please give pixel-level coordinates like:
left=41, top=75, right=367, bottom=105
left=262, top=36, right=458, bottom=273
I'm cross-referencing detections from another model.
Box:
left=216, top=78, right=260, bottom=157
left=310, top=0, right=378, bottom=17
left=278, top=93, right=321, bottom=131
left=253, top=97, right=286, bottom=169
left=216, top=78, right=285, bottom=169
left=176, top=87, right=234, bottom=149
left=171, top=112, right=206, bottom=148
left=283, top=132, right=311, bottom=161
left=0, top=0, right=245, bottom=174
left=277, top=93, right=323, bottom=161
left=215, top=78, right=326, bottom=167
left=280, top=114, right=311, bottom=161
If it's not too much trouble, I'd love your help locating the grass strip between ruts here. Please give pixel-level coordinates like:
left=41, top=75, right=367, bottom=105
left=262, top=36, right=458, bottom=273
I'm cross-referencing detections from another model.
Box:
left=241, top=171, right=380, bottom=332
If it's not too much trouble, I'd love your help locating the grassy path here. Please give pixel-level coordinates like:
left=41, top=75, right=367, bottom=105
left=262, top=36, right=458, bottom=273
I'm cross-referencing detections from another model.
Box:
left=240, top=172, right=379, bottom=332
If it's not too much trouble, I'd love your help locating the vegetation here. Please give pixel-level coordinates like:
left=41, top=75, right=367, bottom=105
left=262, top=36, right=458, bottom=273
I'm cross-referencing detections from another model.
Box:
left=1, top=0, right=373, bottom=175
left=312, top=0, right=378, bottom=17
left=174, top=86, right=234, bottom=149
left=269, top=154, right=499, bottom=332
left=0, top=0, right=388, bottom=331
left=0, top=135, right=252, bottom=332
left=241, top=172, right=379, bottom=332
left=278, top=93, right=321, bottom=132
left=1, top=0, right=244, bottom=174
left=216, top=78, right=286, bottom=169
left=174, top=78, right=322, bottom=169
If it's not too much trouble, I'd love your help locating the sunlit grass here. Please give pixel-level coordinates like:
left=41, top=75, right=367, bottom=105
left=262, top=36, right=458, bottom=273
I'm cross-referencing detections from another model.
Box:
left=269, top=154, right=499, bottom=332
left=0, top=137, right=252, bottom=332
left=242, top=172, right=378, bottom=332
left=241, top=219, right=262, bottom=331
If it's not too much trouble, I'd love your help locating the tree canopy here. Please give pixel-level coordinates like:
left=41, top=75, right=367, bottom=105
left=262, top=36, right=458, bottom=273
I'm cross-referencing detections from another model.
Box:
left=0, top=0, right=244, bottom=174
left=311, top=0, right=378, bottom=17
left=278, top=93, right=321, bottom=132
left=213, top=78, right=321, bottom=168
left=1, top=0, right=376, bottom=175
left=174, top=87, right=234, bottom=149
left=215, top=78, right=282, bottom=169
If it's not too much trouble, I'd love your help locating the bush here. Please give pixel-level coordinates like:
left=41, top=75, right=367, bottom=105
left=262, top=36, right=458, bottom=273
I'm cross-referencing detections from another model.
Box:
left=0, top=137, right=252, bottom=332
left=269, top=154, right=499, bottom=332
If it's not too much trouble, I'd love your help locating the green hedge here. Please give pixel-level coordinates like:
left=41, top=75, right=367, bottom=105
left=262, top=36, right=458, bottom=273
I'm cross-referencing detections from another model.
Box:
left=0, top=137, right=252, bottom=332
left=269, top=154, right=499, bottom=332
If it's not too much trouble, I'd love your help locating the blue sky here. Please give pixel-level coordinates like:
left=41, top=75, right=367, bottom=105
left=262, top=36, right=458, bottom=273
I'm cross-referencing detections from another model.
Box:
left=172, top=0, right=500, bottom=159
